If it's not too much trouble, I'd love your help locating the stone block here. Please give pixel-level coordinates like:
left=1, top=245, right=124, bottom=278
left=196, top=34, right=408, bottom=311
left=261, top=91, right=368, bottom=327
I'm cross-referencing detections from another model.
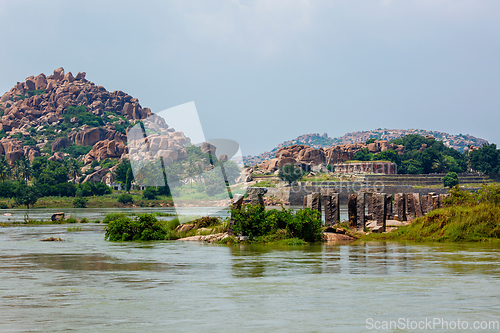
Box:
left=395, top=193, right=406, bottom=221
left=348, top=194, right=357, bottom=228
left=356, top=192, right=366, bottom=231
left=373, top=193, right=386, bottom=232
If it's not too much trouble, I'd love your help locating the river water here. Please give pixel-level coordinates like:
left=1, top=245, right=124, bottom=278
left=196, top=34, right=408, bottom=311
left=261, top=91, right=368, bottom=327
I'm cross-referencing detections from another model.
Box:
left=1, top=216, right=500, bottom=332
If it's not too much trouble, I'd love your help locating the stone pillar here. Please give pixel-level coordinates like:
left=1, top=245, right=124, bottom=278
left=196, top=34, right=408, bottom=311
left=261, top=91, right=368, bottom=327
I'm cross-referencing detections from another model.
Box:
left=373, top=193, right=386, bottom=232
left=306, top=194, right=312, bottom=208
left=332, top=193, right=340, bottom=224
left=348, top=194, right=357, bottom=228
left=366, top=193, right=373, bottom=218
left=407, top=193, right=416, bottom=220
left=385, top=194, right=393, bottom=220
left=247, top=187, right=267, bottom=208
left=420, top=195, right=429, bottom=215
left=413, top=193, right=423, bottom=218
left=310, top=192, right=322, bottom=215
left=322, top=194, right=333, bottom=226
left=394, top=193, right=406, bottom=221
left=356, top=192, right=366, bottom=232
left=428, top=192, right=436, bottom=212
left=432, top=195, right=441, bottom=210
left=303, top=195, right=308, bottom=209
left=228, top=194, right=244, bottom=235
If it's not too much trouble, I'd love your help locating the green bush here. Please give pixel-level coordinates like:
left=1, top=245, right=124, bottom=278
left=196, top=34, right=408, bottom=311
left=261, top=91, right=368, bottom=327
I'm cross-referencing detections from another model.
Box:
left=73, top=197, right=88, bottom=208
left=64, top=105, right=104, bottom=128
left=65, top=217, right=78, bottom=223
left=117, top=193, right=133, bottom=204
left=442, top=172, right=459, bottom=188
left=278, top=164, right=303, bottom=184
left=231, top=205, right=324, bottom=242
left=61, top=145, right=93, bottom=158
left=0, top=203, right=8, bottom=209
left=76, top=182, right=112, bottom=197
left=142, top=187, right=158, bottom=200
left=80, top=217, right=89, bottom=223
left=103, top=212, right=130, bottom=224
left=104, top=213, right=168, bottom=241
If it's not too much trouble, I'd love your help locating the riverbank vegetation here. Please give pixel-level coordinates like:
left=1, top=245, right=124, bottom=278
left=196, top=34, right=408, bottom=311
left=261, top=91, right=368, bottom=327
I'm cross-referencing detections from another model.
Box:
left=104, top=213, right=226, bottom=241
left=363, top=184, right=500, bottom=242
left=224, top=205, right=324, bottom=245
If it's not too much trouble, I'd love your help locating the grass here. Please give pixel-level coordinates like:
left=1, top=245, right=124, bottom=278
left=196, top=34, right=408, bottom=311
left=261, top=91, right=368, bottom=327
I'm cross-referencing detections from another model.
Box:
left=0, top=192, right=175, bottom=209
left=252, top=180, right=277, bottom=187
left=362, top=203, right=500, bottom=242
left=67, top=226, right=83, bottom=232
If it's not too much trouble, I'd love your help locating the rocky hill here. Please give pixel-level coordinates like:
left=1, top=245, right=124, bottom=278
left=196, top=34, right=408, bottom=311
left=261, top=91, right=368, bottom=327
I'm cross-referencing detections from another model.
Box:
left=0, top=67, right=156, bottom=164
left=0, top=68, right=197, bottom=184
left=244, top=129, right=488, bottom=166
left=255, top=140, right=404, bottom=174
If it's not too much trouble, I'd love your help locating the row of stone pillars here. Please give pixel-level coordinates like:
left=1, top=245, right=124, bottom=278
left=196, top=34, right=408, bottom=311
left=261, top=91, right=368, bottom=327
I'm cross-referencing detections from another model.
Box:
left=347, top=192, right=449, bottom=232
left=303, top=192, right=340, bottom=226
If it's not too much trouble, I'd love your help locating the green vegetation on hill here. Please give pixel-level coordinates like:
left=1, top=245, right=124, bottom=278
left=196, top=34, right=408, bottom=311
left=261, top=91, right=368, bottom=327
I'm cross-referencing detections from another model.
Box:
left=353, top=134, right=467, bottom=174
left=469, top=143, right=500, bottom=174
left=63, top=105, right=104, bottom=128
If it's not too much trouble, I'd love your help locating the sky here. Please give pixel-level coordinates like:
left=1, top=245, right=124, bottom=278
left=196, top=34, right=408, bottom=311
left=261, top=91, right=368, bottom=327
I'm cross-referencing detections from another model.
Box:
left=0, top=0, right=499, bottom=156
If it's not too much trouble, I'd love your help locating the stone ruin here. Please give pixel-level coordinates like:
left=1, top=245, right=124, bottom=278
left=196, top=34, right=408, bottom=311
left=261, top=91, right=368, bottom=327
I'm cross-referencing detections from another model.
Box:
left=303, top=190, right=449, bottom=233
left=229, top=186, right=448, bottom=236
left=346, top=191, right=449, bottom=233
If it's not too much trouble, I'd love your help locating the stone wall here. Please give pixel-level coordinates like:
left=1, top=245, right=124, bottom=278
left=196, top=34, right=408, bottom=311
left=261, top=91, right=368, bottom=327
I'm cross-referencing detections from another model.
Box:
left=334, top=161, right=396, bottom=175
left=267, top=184, right=451, bottom=205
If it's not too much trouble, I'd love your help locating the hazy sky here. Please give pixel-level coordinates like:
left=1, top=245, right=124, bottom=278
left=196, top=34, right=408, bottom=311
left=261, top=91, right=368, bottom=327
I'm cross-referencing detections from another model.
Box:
left=1, top=0, right=499, bottom=155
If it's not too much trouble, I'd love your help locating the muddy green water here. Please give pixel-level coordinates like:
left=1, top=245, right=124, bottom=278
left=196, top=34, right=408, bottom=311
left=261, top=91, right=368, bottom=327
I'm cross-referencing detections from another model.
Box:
left=1, top=224, right=500, bottom=332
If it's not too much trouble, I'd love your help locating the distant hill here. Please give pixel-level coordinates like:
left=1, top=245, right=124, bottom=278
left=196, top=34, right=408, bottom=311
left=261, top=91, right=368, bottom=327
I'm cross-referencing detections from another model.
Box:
left=243, top=129, right=488, bottom=166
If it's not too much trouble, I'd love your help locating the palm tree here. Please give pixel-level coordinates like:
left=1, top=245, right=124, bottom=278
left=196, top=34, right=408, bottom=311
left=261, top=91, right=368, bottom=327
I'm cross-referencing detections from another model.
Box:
left=67, top=159, right=81, bottom=183
left=432, top=155, right=446, bottom=173
left=17, top=156, right=33, bottom=184
left=0, top=156, right=10, bottom=182
left=185, top=158, right=202, bottom=188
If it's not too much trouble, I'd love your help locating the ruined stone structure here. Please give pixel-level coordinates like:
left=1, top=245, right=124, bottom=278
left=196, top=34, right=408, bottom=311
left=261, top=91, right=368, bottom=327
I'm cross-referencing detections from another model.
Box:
left=343, top=191, right=449, bottom=231
left=255, top=140, right=404, bottom=174
left=333, top=161, right=397, bottom=175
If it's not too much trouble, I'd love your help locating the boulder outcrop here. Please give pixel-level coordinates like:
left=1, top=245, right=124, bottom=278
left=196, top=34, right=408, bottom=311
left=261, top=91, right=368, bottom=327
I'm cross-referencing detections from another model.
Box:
left=0, top=67, right=152, bottom=163
left=257, top=140, right=405, bottom=173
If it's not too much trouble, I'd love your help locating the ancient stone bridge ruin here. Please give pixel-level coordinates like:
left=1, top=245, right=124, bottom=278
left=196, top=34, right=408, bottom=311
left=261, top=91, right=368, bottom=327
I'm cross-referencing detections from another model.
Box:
left=303, top=191, right=449, bottom=233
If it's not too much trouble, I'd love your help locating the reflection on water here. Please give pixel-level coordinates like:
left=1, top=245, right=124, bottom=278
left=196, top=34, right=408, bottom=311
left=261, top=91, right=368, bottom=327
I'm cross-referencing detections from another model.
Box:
left=0, top=225, right=500, bottom=332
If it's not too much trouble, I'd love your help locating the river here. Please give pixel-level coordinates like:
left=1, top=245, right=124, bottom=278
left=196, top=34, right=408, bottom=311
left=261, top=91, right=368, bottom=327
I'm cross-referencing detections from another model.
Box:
left=1, top=213, right=500, bottom=332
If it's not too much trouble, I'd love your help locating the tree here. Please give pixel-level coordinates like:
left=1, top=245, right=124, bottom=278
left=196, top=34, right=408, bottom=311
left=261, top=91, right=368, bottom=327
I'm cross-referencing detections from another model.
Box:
left=67, top=159, right=81, bottom=183
left=0, top=156, right=10, bottom=182
left=142, top=187, right=158, bottom=200
left=185, top=158, right=202, bottom=188
left=15, top=156, right=32, bottom=184
left=442, top=172, right=459, bottom=188
left=114, top=160, right=131, bottom=184
left=353, top=148, right=372, bottom=161
left=14, top=184, right=39, bottom=209
left=373, top=149, right=399, bottom=164
left=469, top=144, right=500, bottom=174
left=125, top=167, right=133, bottom=192
left=203, top=168, right=226, bottom=196
left=73, top=197, right=88, bottom=208
left=220, top=160, right=241, bottom=184
left=278, top=164, right=303, bottom=185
